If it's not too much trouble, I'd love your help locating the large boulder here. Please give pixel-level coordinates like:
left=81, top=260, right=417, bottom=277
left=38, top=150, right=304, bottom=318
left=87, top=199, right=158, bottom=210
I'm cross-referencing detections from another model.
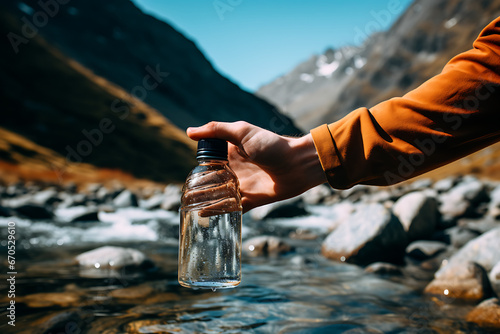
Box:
left=435, top=227, right=500, bottom=279
left=424, top=262, right=496, bottom=302
left=392, top=191, right=438, bottom=240
left=466, top=298, right=500, bottom=329
left=321, top=203, right=408, bottom=265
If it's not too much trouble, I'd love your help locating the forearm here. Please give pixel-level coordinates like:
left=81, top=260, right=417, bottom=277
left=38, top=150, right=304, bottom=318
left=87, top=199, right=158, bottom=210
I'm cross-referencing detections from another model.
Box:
left=289, top=134, right=328, bottom=191
left=311, top=17, right=500, bottom=189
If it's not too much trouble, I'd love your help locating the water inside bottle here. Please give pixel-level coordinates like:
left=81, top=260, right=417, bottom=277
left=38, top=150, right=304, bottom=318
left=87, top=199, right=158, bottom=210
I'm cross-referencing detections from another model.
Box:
left=178, top=210, right=242, bottom=289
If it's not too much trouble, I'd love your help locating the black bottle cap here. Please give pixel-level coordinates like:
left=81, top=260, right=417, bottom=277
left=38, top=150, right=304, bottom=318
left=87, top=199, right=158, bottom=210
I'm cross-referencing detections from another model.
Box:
left=197, top=138, right=228, bottom=160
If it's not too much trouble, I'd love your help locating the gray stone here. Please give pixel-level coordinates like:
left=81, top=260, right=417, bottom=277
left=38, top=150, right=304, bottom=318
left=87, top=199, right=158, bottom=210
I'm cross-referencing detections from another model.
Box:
left=466, top=298, right=500, bottom=329
left=435, top=227, right=500, bottom=280
left=140, top=193, right=165, bottom=210
left=242, top=236, right=292, bottom=256
left=438, top=178, right=488, bottom=221
left=432, top=177, right=457, bottom=193
left=300, top=184, right=331, bottom=205
left=409, top=178, right=433, bottom=191
left=31, top=188, right=60, bottom=206
left=321, top=203, right=408, bottom=265
left=406, top=240, right=447, bottom=260
left=113, top=190, right=138, bottom=208
left=364, top=262, right=402, bottom=275
left=161, top=184, right=181, bottom=211
left=76, top=246, right=151, bottom=269
left=392, top=191, right=438, bottom=240
left=490, top=262, right=500, bottom=286
left=434, top=226, right=480, bottom=248
left=425, top=262, right=496, bottom=301
left=458, top=217, right=500, bottom=234
left=250, top=198, right=308, bottom=220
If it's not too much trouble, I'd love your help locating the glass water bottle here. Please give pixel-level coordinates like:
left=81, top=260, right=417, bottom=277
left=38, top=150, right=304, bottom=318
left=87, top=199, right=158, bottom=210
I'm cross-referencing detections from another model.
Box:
left=178, top=138, right=243, bottom=289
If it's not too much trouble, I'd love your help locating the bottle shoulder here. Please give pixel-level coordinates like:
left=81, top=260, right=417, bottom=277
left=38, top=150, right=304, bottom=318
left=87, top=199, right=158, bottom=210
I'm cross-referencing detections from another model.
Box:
left=181, top=162, right=241, bottom=214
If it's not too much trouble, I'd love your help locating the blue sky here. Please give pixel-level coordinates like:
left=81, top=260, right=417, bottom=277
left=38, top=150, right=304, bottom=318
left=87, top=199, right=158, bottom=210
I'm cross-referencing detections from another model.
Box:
left=132, top=0, right=413, bottom=91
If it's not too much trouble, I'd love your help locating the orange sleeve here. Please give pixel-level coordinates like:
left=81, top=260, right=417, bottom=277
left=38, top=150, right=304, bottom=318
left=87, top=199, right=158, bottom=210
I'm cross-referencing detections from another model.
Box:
left=311, top=16, right=500, bottom=189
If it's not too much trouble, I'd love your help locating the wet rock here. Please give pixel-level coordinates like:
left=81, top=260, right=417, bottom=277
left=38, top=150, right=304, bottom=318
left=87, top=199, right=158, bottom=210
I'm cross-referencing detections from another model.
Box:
left=110, top=284, right=154, bottom=299
left=432, top=177, right=457, bottom=193
left=57, top=193, right=89, bottom=208
left=435, top=227, right=500, bottom=280
left=161, top=184, right=181, bottom=211
left=20, top=292, right=81, bottom=308
left=55, top=206, right=100, bottom=222
left=406, top=241, right=447, bottom=260
left=364, top=262, right=402, bottom=275
left=425, top=262, right=496, bottom=302
left=289, top=255, right=313, bottom=267
left=433, top=226, right=480, bottom=248
left=300, top=184, right=331, bottom=205
left=250, top=198, right=309, bottom=220
left=466, top=298, right=500, bottom=329
left=321, top=203, right=408, bottom=265
left=113, top=190, right=138, bottom=208
left=242, top=236, right=292, bottom=256
left=409, top=178, right=433, bottom=191
left=140, top=193, right=164, bottom=210
left=438, top=178, right=488, bottom=222
left=32, top=188, right=60, bottom=206
left=339, top=184, right=371, bottom=202
left=76, top=246, right=151, bottom=269
left=458, top=217, right=500, bottom=234
left=392, top=191, right=438, bottom=240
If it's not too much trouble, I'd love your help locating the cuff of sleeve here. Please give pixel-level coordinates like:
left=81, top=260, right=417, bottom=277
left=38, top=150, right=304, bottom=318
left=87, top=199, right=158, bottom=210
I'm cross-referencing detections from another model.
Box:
left=310, top=124, right=348, bottom=189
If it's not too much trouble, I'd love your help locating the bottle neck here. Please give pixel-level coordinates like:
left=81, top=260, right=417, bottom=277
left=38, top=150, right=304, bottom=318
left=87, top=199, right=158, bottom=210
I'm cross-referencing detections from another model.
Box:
left=197, top=158, right=228, bottom=165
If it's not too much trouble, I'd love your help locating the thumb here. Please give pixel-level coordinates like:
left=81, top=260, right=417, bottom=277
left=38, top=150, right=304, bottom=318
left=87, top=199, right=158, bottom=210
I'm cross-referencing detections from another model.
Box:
left=187, top=121, right=253, bottom=146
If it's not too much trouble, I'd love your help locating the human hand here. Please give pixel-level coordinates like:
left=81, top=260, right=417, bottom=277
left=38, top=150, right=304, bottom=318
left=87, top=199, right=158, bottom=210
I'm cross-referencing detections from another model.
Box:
left=187, top=121, right=327, bottom=213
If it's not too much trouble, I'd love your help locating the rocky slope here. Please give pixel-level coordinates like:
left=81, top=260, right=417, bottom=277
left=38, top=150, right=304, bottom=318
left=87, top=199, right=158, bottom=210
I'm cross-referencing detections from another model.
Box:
left=2, top=0, right=299, bottom=134
left=257, top=0, right=500, bottom=130
left=0, top=9, right=196, bottom=184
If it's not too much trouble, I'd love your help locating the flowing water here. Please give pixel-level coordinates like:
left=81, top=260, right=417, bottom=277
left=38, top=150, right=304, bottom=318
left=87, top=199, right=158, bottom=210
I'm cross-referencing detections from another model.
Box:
left=0, top=208, right=496, bottom=333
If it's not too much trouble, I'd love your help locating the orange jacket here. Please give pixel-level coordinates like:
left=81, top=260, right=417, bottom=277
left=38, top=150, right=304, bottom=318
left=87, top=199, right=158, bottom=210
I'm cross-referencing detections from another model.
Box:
left=311, top=17, right=500, bottom=189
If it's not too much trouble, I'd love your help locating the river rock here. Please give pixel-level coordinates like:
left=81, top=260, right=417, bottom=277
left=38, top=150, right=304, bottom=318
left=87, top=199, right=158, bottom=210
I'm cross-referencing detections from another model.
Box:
left=433, top=226, right=480, bottom=248
left=406, top=241, right=447, bottom=260
left=364, top=262, right=402, bottom=275
left=392, top=191, right=437, bottom=240
left=250, top=198, right=309, bottom=220
left=113, top=190, right=138, bottom=208
left=76, top=246, right=151, bottom=269
left=435, top=227, right=500, bottom=279
left=300, top=184, right=331, bottom=205
left=438, top=178, right=488, bottom=222
left=140, top=193, right=165, bottom=210
left=321, top=203, right=408, bottom=265
left=242, top=236, right=292, bottom=256
left=161, top=184, right=181, bottom=211
left=409, top=178, right=433, bottom=191
left=458, top=217, right=500, bottom=234
left=425, top=262, right=496, bottom=301
left=466, top=298, right=500, bottom=329
left=55, top=206, right=100, bottom=222
left=432, top=177, right=457, bottom=193
left=490, top=262, right=500, bottom=287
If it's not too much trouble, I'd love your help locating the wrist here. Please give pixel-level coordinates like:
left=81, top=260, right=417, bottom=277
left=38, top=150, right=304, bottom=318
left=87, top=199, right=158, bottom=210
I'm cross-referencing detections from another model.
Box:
left=291, top=134, right=328, bottom=191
